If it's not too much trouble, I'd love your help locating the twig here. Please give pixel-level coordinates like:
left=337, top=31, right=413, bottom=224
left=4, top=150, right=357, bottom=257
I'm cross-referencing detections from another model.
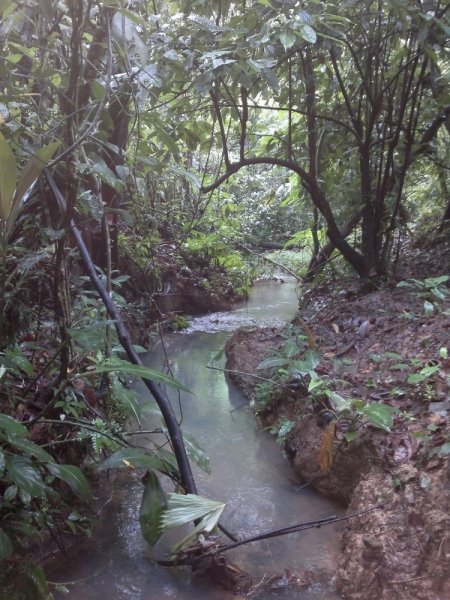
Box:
left=206, top=364, right=285, bottom=389
left=215, top=502, right=388, bottom=554
left=163, top=502, right=388, bottom=565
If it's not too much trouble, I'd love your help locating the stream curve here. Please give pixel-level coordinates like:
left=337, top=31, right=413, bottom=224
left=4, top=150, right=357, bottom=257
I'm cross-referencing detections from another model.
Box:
left=51, top=280, right=343, bottom=599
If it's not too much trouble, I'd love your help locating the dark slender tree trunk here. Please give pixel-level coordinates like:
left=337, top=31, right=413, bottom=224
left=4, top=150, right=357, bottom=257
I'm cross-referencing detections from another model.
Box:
left=306, top=210, right=363, bottom=280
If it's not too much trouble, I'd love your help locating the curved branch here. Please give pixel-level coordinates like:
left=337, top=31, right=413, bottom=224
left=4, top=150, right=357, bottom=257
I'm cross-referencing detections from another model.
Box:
left=200, top=157, right=313, bottom=194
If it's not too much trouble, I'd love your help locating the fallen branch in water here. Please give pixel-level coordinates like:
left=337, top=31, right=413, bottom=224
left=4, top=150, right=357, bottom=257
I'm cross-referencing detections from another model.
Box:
left=158, top=501, right=388, bottom=567
left=215, top=501, right=388, bottom=553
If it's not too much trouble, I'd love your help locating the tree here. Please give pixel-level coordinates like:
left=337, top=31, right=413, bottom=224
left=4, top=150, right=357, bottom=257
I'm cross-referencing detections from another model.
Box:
left=158, top=0, right=450, bottom=277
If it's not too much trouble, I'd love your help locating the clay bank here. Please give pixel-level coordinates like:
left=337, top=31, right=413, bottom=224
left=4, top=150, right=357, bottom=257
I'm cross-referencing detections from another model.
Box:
left=225, top=282, right=450, bottom=600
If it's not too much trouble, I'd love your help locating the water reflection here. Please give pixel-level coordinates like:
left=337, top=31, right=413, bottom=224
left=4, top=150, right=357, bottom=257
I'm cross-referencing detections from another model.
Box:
left=50, top=281, right=343, bottom=599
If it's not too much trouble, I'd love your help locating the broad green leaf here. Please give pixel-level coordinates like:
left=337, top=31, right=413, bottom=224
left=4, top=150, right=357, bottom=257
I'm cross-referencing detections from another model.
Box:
left=301, top=24, right=317, bottom=43
left=359, top=403, right=394, bottom=431
left=140, top=401, right=163, bottom=417
left=7, top=434, right=55, bottom=464
left=257, top=357, right=288, bottom=369
left=304, top=350, right=321, bottom=370
left=168, top=165, right=201, bottom=188
left=67, top=320, right=118, bottom=351
left=160, top=493, right=226, bottom=531
left=0, top=527, right=13, bottom=560
left=425, top=276, right=449, bottom=287
left=89, top=154, right=122, bottom=191
left=4, top=485, right=18, bottom=501
left=291, top=360, right=311, bottom=375
left=90, top=81, right=105, bottom=100
left=7, top=142, right=59, bottom=235
left=153, top=446, right=179, bottom=475
left=139, top=472, right=167, bottom=546
left=4, top=345, right=34, bottom=376
left=423, top=300, right=434, bottom=316
left=439, top=442, right=450, bottom=456
left=0, top=0, right=13, bottom=18
left=279, top=31, right=296, bottom=50
left=182, top=432, right=210, bottom=474
left=308, top=377, right=324, bottom=392
left=97, top=448, right=169, bottom=472
left=156, top=129, right=179, bottom=156
left=0, top=131, right=17, bottom=225
left=6, top=455, right=46, bottom=497
left=330, top=392, right=352, bottom=412
left=87, top=357, right=191, bottom=392
left=407, top=372, right=426, bottom=384
left=46, top=463, right=90, bottom=500
left=420, top=365, right=439, bottom=377
left=55, top=585, right=70, bottom=595
left=384, top=352, right=403, bottom=359
left=0, top=448, right=5, bottom=473
left=344, top=431, right=358, bottom=442
left=431, top=287, right=447, bottom=301
left=0, top=414, right=28, bottom=437
left=110, top=375, right=141, bottom=424
left=284, top=338, right=300, bottom=358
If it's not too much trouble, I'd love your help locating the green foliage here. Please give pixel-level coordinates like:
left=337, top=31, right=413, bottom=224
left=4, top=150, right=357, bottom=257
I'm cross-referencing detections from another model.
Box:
left=160, top=493, right=226, bottom=551
left=76, top=418, right=123, bottom=456
left=166, top=315, right=190, bottom=331
left=397, top=276, right=450, bottom=315
left=139, top=471, right=167, bottom=547
left=370, top=351, right=441, bottom=396
left=255, top=324, right=402, bottom=441
left=266, top=418, right=296, bottom=447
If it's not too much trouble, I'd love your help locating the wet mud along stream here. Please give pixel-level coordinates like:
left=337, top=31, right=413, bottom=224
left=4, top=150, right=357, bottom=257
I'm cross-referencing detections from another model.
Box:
left=50, top=279, right=344, bottom=599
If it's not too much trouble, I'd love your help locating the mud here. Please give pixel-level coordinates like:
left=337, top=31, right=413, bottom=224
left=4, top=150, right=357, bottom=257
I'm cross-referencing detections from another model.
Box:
left=225, top=284, right=450, bottom=599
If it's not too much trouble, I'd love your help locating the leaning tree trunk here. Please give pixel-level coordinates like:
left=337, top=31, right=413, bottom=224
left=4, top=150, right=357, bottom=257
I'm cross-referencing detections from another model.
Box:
left=306, top=210, right=363, bottom=281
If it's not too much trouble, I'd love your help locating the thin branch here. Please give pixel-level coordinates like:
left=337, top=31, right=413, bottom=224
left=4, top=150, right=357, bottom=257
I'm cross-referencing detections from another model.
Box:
left=215, top=502, right=388, bottom=553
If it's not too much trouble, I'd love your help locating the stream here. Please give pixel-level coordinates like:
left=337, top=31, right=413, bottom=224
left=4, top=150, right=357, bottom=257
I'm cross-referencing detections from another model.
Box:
left=51, top=280, right=343, bottom=599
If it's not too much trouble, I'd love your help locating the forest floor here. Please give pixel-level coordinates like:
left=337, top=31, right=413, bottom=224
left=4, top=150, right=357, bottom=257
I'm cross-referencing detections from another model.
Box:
left=225, top=236, right=450, bottom=600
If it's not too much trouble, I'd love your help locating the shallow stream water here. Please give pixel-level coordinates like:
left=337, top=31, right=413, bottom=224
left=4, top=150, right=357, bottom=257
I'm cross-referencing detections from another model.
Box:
left=51, top=280, right=343, bottom=599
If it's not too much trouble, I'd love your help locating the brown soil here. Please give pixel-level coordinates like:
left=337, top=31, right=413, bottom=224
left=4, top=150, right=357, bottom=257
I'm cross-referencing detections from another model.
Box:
left=225, top=243, right=450, bottom=599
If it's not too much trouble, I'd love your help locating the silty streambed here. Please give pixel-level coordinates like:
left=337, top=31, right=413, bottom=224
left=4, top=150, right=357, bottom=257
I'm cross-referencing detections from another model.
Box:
left=51, top=280, right=343, bottom=599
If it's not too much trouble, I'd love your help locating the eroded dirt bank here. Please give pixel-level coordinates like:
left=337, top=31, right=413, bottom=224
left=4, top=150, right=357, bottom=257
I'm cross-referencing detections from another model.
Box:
left=225, top=283, right=450, bottom=599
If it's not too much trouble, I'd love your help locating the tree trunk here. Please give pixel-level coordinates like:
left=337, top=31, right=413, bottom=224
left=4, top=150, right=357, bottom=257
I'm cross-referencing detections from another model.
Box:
left=306, top=210, right=363, bottom=280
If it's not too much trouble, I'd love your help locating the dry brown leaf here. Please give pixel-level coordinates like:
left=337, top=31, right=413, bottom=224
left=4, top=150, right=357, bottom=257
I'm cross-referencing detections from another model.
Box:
left=317, top=423, right=335, bottom=473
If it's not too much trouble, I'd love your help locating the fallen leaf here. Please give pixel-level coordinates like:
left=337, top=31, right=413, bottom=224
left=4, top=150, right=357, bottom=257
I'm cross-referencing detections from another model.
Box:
left=317, top=423, right=335, bottom=473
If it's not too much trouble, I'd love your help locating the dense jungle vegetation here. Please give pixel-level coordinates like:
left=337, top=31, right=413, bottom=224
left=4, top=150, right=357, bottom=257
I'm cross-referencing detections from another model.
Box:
left=0, top=0, right=449, bottom=596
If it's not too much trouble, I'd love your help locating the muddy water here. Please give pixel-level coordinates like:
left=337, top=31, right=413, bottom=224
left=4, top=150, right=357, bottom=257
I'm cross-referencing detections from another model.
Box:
left=51, top=280, right=343, bottom=599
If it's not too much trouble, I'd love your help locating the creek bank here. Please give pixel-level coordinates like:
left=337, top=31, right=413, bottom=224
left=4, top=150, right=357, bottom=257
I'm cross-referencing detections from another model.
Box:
left=122, top=266, right=247, bottom=347
left=224, top=283, right=450, bottom=600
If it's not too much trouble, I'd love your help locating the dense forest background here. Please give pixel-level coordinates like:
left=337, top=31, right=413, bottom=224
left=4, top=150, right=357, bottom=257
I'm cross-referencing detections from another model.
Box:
left=0, top=0, right=449, bottom=596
